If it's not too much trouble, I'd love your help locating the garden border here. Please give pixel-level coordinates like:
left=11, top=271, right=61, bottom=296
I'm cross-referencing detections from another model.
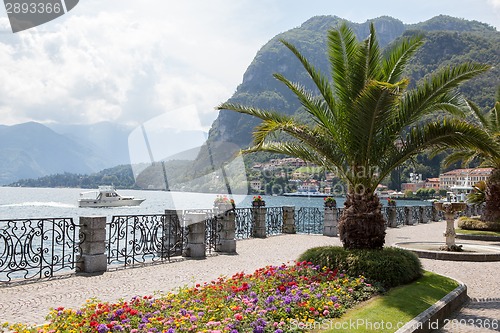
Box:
left=455, top=233, right=500, bottom=242
left=395, top=277, right=467, bottom=333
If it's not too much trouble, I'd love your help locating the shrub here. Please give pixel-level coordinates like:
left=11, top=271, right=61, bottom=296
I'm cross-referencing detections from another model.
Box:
left=457, top=216, right=500, bottom=231
left=298, top=246, right=422, bottom=289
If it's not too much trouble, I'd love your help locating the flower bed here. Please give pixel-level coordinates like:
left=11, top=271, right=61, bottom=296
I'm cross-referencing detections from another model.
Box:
left=3, top=262, right=377, bottom=333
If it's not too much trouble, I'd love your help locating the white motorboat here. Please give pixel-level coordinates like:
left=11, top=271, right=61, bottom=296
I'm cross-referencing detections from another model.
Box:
left=78, top=186, right=145, bottom=208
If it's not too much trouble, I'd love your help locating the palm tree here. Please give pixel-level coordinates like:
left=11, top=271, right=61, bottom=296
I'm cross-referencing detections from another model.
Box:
left=217, top=23, right=497, bottom=249
left=445, top=88, right=500, bottom=222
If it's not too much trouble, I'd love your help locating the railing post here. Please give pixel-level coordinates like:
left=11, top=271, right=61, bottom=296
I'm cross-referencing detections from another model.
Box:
left=77, top=216, right=107, bottom=274
left=431, top=206, right=439, bottom=222
left=216, top=210, right=237, bottom=253
left=161, top=210, right=182, bottom=258
left=183, top=213, right=206, bottom=259
left=404, top=207, right=412, bottom=225
left=282, top=206, right=296, bottom=234
left=388, top=206, right=397, bottom=227
left=323, top=207, right=338, bottom=237
left=420, top=206, right=428, bottom=223
left=252, top=207, right=267, bottom=238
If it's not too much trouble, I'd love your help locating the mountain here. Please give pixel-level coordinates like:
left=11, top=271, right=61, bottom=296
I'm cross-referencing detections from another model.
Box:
left=47, top=122, right=132, bottom=167
left=208, top=15, right=500, bottom=148
left=0, top=122, right=121, bottom=185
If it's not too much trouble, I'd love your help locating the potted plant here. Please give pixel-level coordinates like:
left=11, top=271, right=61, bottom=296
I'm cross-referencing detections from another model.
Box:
left=387, top=198, right=397, bottom=207
left=252, top=195, right=265, bottom=207
left=324, top=196, right=336, bottom=208
left=214, top=195, right=235, bottom=211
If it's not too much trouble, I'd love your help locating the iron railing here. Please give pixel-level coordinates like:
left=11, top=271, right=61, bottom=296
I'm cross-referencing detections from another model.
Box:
left=0, top=218, right=82, bottom=283
left=107, top=214, right=186, bottom=267
left=265, top=207, right=283, bottom=236
left=234, top=208, right=253, bottom=239
left=295, top=207, right=323, bottom=234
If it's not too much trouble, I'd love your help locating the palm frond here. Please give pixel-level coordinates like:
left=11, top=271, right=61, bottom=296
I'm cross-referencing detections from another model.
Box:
left=399, top=63, right=490, bottom=127
left=279, top=40, right=337, bottom=114
left=327, top=22, right=361, bottom=108
left=382, top=33, right=424, bottom=83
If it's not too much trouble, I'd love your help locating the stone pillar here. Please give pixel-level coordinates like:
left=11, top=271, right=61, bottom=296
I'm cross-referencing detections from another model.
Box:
left=421, top=206, right=429, bottom=224
left=252, top=207, right=267, bottom=238
left=323, top=207, right=338, bottom=237
left=77, top=216, right=107, bottom=274
left=387, top=206, right=398, bottom=228
left=183, top=213, right=206, bottom=259
left=161, top=210, right=183, bottom=258
left=404, top=207, right=412, bottom=225
left=216, top=210, right=236, bottom=253
left=444, top=210, right=457, bottom=248
left=431, top=206, right=439, bottom=222
left=282, top=206, right=296, bottom=234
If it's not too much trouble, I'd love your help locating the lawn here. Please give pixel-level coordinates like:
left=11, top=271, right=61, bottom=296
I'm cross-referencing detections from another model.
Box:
left=456, top=228, right=500, bottom=237
left=309, top=271, right=458, bottom=333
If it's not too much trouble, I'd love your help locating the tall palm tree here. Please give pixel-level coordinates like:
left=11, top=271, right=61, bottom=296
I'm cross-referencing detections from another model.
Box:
left=445, top=88, right=500, bottom=222
left=217, top=23, right=497, bottom=249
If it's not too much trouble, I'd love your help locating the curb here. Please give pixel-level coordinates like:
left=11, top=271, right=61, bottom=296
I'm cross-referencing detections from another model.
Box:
left=455, top=234, right=500, bottom=242
left=394, top=242, right=500, bottom=262
left=395, top=279, right=467, bottom=333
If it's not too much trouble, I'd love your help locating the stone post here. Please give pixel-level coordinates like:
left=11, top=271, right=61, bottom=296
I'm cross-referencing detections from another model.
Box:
left=323, top=207, right=338, bottom=237
left=252, top=207, right=267, bottom=238
left=404, top=207, right=412, bottom=225
left=420, top=206, right=429, bottom=224
left=282, top=206, right=296, bottom=234
left=216, top=210, right=237, bottom=253
left=161, top=210, right=183, bottom=258
left=387, top=206, right=398, bottom=228
left=431, top=206, right=439, bottom=222
left=183, top=212, right=206, bottom=259
left=77, top=216, right=107, bottom=274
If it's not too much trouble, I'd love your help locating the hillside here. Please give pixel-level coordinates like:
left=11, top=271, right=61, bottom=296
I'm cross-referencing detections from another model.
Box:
left=209, top=15, right=499, bottom=148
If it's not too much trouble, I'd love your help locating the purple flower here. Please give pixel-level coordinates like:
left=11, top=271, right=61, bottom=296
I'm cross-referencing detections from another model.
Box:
left=97, top=324, right=109, bottom=333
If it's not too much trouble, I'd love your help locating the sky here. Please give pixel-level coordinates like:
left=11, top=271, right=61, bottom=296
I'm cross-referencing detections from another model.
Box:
left=0, top=0, right=498, bottom=130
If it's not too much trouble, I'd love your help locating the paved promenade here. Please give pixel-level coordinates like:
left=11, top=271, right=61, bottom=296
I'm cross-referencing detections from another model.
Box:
left=1, top=221, right=499, bottom=332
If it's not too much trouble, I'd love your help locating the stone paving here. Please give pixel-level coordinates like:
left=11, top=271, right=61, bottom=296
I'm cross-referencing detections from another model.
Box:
left=0, top=221, right=499, bottom=332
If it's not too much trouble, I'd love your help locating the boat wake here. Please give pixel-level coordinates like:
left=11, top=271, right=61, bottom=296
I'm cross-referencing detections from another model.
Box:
left=0, top=201, right=76, bottom=208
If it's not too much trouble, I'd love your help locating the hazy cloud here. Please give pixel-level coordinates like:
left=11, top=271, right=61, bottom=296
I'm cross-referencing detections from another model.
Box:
left=0, top=0, right=497, bottom=129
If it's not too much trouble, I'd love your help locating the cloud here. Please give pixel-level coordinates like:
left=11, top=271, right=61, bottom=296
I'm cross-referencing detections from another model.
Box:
left=488, top=0, right=500, bottom=7
left=0, top=0, right=266, bottom=128
left=0, top=0, right=497, bottom=128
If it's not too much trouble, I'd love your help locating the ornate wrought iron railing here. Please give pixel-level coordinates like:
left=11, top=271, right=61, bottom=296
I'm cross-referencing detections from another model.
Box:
left=395, top=207, right=407, bottom=227
left=295, top=207, right=323, bottom=234
left=234, top=208, right=253, bottom=239
left=265, top=207, right=283, bottom=236
left=203, top=211, right=221, bottom=254
left=0, top=218, right=82, bottom=283
left=107, top=214, right=186, bottom=267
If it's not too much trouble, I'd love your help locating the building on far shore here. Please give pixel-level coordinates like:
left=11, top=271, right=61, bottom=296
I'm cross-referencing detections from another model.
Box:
left=439, top=168, right=493, bottom=190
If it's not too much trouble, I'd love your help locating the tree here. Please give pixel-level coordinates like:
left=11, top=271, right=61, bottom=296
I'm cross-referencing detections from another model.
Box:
left=444, top=87, right=500, bottom=221
left=218, top=23, right=497, bottom=249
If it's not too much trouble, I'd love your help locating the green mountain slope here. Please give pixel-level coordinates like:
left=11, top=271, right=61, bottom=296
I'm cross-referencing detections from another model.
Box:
left=209, top=15, right=499, bottom=148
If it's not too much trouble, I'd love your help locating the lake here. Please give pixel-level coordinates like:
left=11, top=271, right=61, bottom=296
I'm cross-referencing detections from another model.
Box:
left=0, top=187, right=430, bottom=221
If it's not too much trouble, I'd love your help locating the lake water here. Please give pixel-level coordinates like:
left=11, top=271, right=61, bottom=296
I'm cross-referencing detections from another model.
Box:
left=0, top=187, right=430, bottom=221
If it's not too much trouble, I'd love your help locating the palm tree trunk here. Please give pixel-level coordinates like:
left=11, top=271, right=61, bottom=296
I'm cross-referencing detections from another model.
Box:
left=338, top=191, right=386, bottom=249
left=482, top=168, right=500, bottom=222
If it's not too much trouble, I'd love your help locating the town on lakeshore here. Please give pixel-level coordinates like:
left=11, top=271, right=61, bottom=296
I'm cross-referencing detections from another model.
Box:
left=248, top=156, right=492, bottom=201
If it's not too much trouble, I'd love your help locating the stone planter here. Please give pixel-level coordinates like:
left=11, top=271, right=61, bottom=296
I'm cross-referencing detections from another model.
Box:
left=214, top=203, right=234, bottom=214
left=252, top=200, right=266, bottom=208
left=324, top=202, right=336, bottom=209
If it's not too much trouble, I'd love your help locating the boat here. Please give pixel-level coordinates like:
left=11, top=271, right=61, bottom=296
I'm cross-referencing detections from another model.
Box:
left=283, top=185, right=330, bottom=197
left=78, top=186, right=145, bottom=208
